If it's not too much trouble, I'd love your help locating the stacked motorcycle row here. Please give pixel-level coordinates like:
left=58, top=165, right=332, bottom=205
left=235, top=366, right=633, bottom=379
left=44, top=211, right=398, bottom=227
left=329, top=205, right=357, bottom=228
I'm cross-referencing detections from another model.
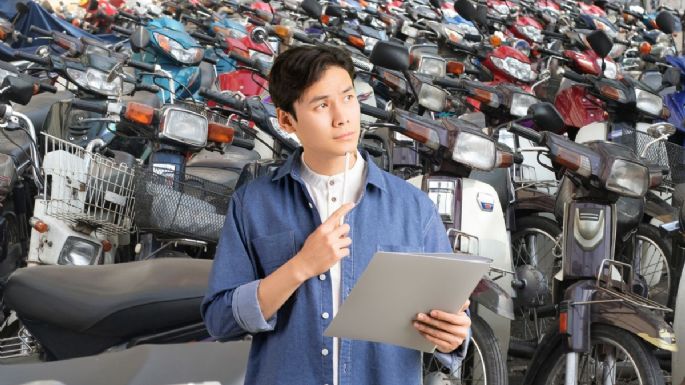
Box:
left=0, top=0, right=683, bottom=384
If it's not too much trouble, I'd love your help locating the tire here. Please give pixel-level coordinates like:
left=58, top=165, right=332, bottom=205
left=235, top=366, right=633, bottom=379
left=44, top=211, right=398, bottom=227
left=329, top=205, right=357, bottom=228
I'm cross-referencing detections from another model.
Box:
left=423, top=314, right=508, bottom=385
left=617, top=223, right=673, bottom=307
left=528, top=324, right=665, bottom=385
left=509, top=216, right=562, bottom=345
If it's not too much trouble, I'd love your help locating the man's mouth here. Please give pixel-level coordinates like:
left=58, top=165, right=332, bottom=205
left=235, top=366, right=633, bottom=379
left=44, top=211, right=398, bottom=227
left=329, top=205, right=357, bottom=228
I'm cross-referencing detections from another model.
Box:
left=334, top=131, right=355, bottom=140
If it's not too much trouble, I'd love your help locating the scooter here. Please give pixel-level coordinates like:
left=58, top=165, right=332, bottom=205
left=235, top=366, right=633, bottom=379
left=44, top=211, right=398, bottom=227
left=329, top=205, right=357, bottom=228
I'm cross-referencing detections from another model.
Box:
left=511, top=103, right=675, bottom=385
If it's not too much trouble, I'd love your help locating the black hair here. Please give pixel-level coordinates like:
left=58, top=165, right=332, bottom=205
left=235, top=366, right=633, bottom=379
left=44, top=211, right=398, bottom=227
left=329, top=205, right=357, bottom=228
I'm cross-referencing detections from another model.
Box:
left=268, top=45, right=355, bottom=120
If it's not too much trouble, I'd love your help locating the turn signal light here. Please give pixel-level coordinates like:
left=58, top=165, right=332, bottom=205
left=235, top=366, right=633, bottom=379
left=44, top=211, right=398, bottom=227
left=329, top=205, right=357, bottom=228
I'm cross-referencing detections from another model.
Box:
left=446, top=61, right=465, bottom=75
left=348, top=35, right=365, bottom=49
left=101, top=240, right=113, bottom=252
left=208, top=122, right=235, bottom=143
left=496, top=151, right=514, bottom=168
left=30, top=218, right=48, bottom=233
left=489, top=35, right=502, bottom=47
left=125, top=102, right=155, bottom=125
left=639, top=42, right=652, bottom=55
left=559, top=311, right=568, bottom=334
left=272, top=25, right=293, bottom=41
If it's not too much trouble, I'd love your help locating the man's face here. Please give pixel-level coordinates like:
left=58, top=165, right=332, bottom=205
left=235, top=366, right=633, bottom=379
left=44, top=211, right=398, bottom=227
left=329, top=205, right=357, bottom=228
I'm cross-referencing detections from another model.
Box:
left=278, top=66, right=361, bottom=158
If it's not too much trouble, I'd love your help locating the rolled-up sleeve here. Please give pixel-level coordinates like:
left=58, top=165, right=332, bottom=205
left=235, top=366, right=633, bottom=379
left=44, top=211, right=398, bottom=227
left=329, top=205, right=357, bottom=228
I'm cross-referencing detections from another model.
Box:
left=423, top=205, right=472, bottom=373
left=201, top=191, right=275, bottom=339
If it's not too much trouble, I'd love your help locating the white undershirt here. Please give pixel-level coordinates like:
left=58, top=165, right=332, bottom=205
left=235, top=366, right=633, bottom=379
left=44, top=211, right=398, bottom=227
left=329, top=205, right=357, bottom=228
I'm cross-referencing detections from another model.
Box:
left=300, top=151, right=366, bottom=385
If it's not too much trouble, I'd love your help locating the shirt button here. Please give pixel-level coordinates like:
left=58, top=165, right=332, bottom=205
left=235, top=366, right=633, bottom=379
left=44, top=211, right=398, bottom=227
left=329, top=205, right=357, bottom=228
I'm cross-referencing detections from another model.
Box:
left=329, top=180, right=335, bottom=186
left=322, top=312, right=330, bottom=319
left=331, top=197, right=337, bottom=202
left=322, top=348, right=329, bottom=356
left=319, top=274, right=326, bottom=281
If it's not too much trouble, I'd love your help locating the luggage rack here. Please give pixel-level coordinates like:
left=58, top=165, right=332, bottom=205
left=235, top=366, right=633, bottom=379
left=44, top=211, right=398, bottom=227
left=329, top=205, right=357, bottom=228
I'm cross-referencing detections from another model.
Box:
left=0, top=326, right=37, bottom=359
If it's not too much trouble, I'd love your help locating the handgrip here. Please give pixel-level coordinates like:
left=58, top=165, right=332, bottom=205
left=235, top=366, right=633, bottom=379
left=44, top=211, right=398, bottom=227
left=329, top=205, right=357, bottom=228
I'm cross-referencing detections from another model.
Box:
left=71, top=99, right=108, bottom=114
left=128, top=59, right=156, bottom=72
left=111, top=25, right=133, bottom=35
left=433, top=77, right=463, bottom=89
left=562, top=69, right=588, bottom=83
left=38, top=82, right=57, bottom=93
left=360, top=103, right=392, bottom=121
left=29, top=26, right=52, bottom=37
left=199, top=88, right=246, bottom=111
left=13, top=51, right=50, bottom=66
left=509, top=123, right=543, bottom=144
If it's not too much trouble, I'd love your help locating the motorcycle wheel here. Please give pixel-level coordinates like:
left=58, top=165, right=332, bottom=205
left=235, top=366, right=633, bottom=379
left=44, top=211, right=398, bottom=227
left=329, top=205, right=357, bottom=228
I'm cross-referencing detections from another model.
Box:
left=509, top=216, right=562, bottom=346
left=617, top=223, right=673, bottom=307
left=528, top=324, right=665, bottom=385
left=423, top=313, right=508, bottom=385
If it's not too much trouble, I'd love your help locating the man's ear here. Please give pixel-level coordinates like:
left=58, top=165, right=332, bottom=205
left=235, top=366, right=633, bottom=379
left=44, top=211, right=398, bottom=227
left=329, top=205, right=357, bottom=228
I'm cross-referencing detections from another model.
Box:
left=277, top=108, right=296, bottom=133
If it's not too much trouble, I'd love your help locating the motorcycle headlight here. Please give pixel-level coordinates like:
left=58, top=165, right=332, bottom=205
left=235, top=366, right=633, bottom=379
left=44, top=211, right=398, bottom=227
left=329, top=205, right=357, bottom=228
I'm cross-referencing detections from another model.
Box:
left=597, top=59, right=619, bottom=79
left=493, top=3, right=510, bottom=15
left=417, top=55, right=446, bottom=78
left=159, top=107, right=208, bottom=147
left=66, top=67, right=135, bottom=96
left=58, top=236, right=101, bottom=265
left=593, top=19, right=617, bottom=39
left=401, top=23, right=419, bottom=38
left=635, top=89, right=663, bottom=116
left=605, top=159, right=648, bottom=197
left=452, top=22, right=479, bottom=37
left=517, top=25, right=543, bottom=43
left=452, top=131, right=497, bottom=170
left=418, top=83, right=448, bottom=111
left=490, top=56, right=537, bottom=82
left=510, top=93, right=539, bottom=117
left=153, top=32, right=203, bottom=64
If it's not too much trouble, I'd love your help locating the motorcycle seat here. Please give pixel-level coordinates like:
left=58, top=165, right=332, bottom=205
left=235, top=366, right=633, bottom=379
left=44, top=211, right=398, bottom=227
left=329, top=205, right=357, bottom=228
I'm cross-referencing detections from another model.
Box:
left=4, top=258, right=211, bottom=337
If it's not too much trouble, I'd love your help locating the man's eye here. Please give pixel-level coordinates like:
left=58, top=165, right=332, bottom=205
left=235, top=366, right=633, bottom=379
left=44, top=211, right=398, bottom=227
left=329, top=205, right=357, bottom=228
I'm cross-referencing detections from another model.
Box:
left=344, top=94, right=355, bottom=101
left=318, top=103, right=328, bottom=109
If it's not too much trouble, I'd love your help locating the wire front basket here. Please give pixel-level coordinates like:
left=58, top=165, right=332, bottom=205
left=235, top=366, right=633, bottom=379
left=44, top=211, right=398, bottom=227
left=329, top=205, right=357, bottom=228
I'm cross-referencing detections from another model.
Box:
left=41, top=134, right=136, bottom=235
left=612, top=126, right=685, bottom=188
left=133, top=165, right=231, bottom=242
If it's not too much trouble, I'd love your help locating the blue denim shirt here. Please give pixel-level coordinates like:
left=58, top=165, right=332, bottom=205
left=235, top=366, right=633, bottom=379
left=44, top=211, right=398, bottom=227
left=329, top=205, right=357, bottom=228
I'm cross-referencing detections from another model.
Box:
left=202, top=149, right=468, bottom=385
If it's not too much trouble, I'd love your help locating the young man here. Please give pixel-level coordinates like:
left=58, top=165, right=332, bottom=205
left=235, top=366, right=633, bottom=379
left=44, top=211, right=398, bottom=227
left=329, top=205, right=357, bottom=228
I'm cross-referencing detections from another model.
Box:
left=202, top=45, right=471, bottom=385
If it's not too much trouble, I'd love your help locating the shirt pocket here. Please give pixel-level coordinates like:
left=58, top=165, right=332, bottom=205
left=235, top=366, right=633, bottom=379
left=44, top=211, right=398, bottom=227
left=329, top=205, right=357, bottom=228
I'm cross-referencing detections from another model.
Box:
left=252, top=230, right=296, bottom=276
left=376, top=244, right=425, bottom=253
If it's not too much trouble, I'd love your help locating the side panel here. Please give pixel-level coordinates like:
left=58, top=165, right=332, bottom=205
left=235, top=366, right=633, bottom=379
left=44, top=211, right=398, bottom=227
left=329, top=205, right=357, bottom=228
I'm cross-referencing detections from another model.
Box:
left=461, top=178, right=513, bottom=358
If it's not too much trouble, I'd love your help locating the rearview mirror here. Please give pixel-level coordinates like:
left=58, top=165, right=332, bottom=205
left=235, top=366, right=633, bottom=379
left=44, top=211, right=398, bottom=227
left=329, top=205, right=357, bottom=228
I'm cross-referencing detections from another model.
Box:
left=586, top=30, right=613, bottom=58
left=655, top=11, right=675, bottom=35
left=646, top=122, right=676, bottom=138
left=369, top=41, right=410, bottom=72
left=130, top=26, right=150, bottom=52
left=529, top=102, right=565, bottom=134
left=301, top=0, right=323, bottom=19
left=453, top=0, right=477, bottom=22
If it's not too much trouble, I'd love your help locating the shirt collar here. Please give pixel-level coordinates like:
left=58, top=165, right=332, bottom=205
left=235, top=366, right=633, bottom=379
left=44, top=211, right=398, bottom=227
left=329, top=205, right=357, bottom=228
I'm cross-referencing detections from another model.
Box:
left=272, top=147, right=388, bottom=192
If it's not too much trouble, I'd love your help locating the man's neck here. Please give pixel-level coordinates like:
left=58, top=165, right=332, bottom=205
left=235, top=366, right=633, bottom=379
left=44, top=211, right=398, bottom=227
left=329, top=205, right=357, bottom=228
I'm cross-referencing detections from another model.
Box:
left=302, top=151, right=358, bottom=176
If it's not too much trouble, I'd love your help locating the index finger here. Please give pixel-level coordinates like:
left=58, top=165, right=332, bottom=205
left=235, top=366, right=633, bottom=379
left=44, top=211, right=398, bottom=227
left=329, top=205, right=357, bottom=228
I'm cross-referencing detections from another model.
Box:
left=324, top=202, right=355, bottom=226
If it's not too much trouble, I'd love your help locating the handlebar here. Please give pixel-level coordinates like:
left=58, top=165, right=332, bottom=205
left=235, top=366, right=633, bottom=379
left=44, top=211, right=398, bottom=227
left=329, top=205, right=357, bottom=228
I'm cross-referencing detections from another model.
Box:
left=199, top=88, right=247, bottom=111
left=509, top=123, right=543, bottom=144
left=360, top=103, right=392, bottom=121
left=13, top=51, right=50, bottom=66
left=71, top=99, right=108, bottom=114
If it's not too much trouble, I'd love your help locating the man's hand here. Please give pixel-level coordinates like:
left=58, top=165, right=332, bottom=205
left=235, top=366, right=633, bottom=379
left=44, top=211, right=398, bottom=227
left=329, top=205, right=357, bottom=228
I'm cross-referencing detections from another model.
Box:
left=413, top=300, right=471, bottom=354
left=291, top=202, right=355, bottom=281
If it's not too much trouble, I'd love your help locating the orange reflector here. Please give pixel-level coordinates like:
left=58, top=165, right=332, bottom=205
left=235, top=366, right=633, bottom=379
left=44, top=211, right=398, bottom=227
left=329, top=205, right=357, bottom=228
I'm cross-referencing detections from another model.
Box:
left=559, top=312, right=568, bottom=333
left=125, top=102, right=155, bottom=125
left=33, top=220, right=48, bottom=233
left=156, top=34, right=171, bottom=52
left=0, top=29, right=6, bottom=41
left=348, top=35, right=365, bottom=49
left=496, top=151, right=514, bottom=168
left=472, top=88, right=496, bottom=104
left=489, top=35, right=502, bottom=47
left=446, top=61, right=465, bottom=75
left=272, top=25, right=293, bottom=41
left=101, top=240, right=113, bottom=252
left=598, top=84, right=624, bottom=101
left=639, top=42, right=652, bottom=55
left=321, top=15, right=330, bottom=25
left=208, top=122, right=235, bottom=143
